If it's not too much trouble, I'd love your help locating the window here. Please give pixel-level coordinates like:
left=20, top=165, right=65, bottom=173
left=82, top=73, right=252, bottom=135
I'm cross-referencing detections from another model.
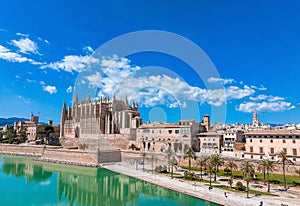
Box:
left=260, top=139, right=262, bottom=143
left=283, top=139, right=286, bottom=143
left=283, top=148, right=287, bottom=154
left=250, top=139, right=252, bottom=143
left=175, top=130, right=179, bottom=134
left=251, top=155, right=253, bottom=159
left=293, top=140, right=296, bottom=143
left=168, top=130, right=172, bottom=134
left=260, top=156, right=263, bottom=159
left=271, top=157, right=274, bottom=160
left=270, top=139, right=273, bottom=143
left=293, top=148, right=297, bottom=156
left=270, top=148, right=274, bottom=154
left=250, top=146, right=253, bottom=153
left=260, top=147, right=263, bottom=154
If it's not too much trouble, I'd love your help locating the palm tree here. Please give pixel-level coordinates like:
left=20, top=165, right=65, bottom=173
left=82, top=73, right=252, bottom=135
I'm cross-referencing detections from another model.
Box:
left=228, top=178, right=233, bottom=188
left=183, top=147, right=196, bottom=171
left=210, top=154, right=224, bottom=181
left=197, top=156, right=208, bottom=179
left=241, top=161, right=255, bottom=198
left=226, top=159, right=238, bottom=180
left=165, top=147, right=172, bottom=172
left=207, top=159, right=215, bottom=188
left=296, top=170, right=300, bottom=177
left=168, top=156, right=178, bottom=179
left=258, top=159, right=268, bottom=184
left=277, top=150, right=294, bottom=190
left=264, top=159, right=275, bottom=193
left=149, top=152, right=157, bottom=174
left=141, top=152, right=147, bottom=171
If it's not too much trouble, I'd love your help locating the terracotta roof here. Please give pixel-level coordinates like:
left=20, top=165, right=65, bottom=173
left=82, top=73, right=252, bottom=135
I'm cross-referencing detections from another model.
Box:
left=139, top=123, right=179, bottom=129
left=197, top=132, right=223, bottom=136
left=245, top=130, right=300, bottom=136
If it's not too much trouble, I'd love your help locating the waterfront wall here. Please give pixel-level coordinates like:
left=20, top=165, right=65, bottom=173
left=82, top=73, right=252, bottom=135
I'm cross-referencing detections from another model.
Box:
left=42, top=148, right=98, bottom=164
left=0, top=144, right=61, bottom=156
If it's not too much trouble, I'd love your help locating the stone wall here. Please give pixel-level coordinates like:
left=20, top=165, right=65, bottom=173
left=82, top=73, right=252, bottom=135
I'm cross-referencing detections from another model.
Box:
left=0, top=144, right=61, bottom=156
left=98, top=150, right=121, bottom=163
left=42, top=149, right=98, bottom=164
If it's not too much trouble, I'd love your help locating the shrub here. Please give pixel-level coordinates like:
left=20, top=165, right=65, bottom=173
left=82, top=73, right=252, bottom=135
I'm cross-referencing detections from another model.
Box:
left=184, top=171, right=199, bottom=180
left=292, top=181, right=300, bottom=186
left=236, top=181, right=246, bottom=191
left=269, top=179, right=280, bottom=184
left=224, top=168, right=231, bottom=176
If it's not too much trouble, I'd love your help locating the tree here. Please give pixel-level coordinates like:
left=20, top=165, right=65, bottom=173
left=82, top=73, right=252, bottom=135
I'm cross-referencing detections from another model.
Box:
left=197, top=156, right=208, bottom=179
left=226, top=159, right=238, bottom=180
left=277, top=150, right=294, bottom=190
left=4, top=126, right=17, bottom=144
left=210, top=154, right=224, bottom=181
left=141, top=152, right=147, bottom=171
left=206, top=159, right=214, bottom=188
left=149, top=152, right=157, bottom=174
left=258, top=159, right=268, bottom=184
left=129, top=143, right=136, bottom=150
left=17, top=129, right=27, bottom=144
left=264, top=159, right=275, bottom=193
left=165, top=147, right=172, bottom=172
left=296, top=170, right=300, bottom=177
left=228, top=178, right=233, bottom=188
left=183, top=147, right=196, bottom=171
left=37, top=125, right=54, bottom=140
left=168, top=156, right=178, bottom=179
left=241, top=161, right=255, bottom=198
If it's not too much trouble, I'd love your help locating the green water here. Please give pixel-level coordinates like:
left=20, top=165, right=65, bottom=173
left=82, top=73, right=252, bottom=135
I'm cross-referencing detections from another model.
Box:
left=0, top=155, right=219, bottom=206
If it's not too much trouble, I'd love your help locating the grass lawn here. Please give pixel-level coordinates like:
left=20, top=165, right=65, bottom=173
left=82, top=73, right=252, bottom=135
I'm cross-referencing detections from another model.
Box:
left=180, top=166, right=300, bottom=187
left=206, top=184, right=278, bottom=196
left=217, top=169, right=300, bottom=187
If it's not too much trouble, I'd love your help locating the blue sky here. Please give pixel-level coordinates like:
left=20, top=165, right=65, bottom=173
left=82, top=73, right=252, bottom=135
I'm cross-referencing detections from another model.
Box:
left=0, top=0, right=300, bottom=124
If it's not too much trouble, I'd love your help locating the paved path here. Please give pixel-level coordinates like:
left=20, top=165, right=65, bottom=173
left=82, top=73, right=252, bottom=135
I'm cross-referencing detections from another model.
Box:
left=103, top=163, right=299, bottom=206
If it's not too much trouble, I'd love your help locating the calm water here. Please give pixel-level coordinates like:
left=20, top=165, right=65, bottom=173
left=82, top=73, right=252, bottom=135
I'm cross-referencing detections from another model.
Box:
left=0, top=155, right=219, bottom=206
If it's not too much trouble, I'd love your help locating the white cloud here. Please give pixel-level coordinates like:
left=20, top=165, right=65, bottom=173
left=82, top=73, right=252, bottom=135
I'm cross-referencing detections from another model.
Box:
left=44, top=39, right=50, bottom=44
left=0, top=45, right=30, bottom=63
left=237, top=101, right=295, bottom=113
left=16, top=75, right=21, bottom=79
left=11, top=37, right=40, bottom=54
left=83, top=46, right=94, bottom=53
left=26, top=79, right=36, bottom=84
left=84, top=56, right=255, bottom=108
left=208, top=77, right=234, bottom=85
left=16, top=32, right=29, bottom=37
left=40, top=81, right=45, bottom=85
left=250, top=95, right=284, bottom=102
left=66, top=86, right=72, bottom=93
left=258, top=85, right=267, bottom=91
left=17, top=95, right=31, bottom=104
left=43, top=85, right=57, bottom=94
left=41, top=55, right=99, bottom=72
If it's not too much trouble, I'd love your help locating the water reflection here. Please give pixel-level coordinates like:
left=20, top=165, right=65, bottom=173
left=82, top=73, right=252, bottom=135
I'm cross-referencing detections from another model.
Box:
left=1, top=156, right=218, bottom=206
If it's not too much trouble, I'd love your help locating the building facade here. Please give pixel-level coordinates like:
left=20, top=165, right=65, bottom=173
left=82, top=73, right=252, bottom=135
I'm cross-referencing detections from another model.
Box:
left=197, top=132, right=223, bottom=155
left=221, top=131, right=244, bottom=158
left=60, top=94, right=142, bottom=140
left=244, top=130, right=300, bottom=164
left=136, top=120, right=200, bottom=154
left=14, top=114, right=39, bottom=141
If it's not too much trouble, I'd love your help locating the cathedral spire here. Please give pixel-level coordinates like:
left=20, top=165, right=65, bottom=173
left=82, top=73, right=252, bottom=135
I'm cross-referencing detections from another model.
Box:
left=87, top=93, right=91, bottom=103
left=73, top=93, right=78, bottom=105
